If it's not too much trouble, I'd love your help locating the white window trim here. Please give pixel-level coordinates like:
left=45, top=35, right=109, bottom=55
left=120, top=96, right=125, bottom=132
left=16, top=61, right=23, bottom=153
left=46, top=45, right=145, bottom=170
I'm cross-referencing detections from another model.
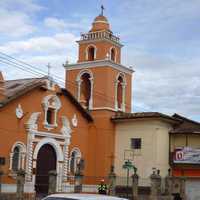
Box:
left=109, top=46, right=117, bottom=62
left=76, top=69, right=94, bottom=110
left=115, top=72, right=126, bottom=112
left=85, top=44, right=97, bottom=61
left=42, top=95, right=61, bottom=129
left=9, top=142, right=26, bottom=173
left=69, top=147, right=82, bottom=175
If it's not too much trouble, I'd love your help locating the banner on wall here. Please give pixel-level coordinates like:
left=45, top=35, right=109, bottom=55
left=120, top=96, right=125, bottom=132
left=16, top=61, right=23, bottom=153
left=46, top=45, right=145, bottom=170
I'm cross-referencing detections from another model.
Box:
left=174, top=147, right=200, bottom=164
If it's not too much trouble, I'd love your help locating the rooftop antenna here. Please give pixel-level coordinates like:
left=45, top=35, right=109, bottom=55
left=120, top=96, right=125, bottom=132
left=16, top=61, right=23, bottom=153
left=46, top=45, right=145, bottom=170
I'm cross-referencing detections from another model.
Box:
left=101, top=5, right=105, bottom=16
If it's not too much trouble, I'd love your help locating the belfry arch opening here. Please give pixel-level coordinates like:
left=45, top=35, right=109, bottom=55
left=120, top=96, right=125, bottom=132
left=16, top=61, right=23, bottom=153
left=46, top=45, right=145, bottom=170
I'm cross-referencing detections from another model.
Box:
left=116, top=73, right=126, bottom=111
left=110, top=48, right=116, bottom=62
left=78, top=71, right=93, bottom=109
left=87, top=45, right=96, bottom=61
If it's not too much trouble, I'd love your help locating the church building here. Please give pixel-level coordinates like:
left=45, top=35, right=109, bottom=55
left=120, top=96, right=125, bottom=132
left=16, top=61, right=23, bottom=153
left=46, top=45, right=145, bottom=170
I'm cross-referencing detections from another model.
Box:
left=0, top=11, right=133, bottom=195
left=1, top=9, right=200, bottom=199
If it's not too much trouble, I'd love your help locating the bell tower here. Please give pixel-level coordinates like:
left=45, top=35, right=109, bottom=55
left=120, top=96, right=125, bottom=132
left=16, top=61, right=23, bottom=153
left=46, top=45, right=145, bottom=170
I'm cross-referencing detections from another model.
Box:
left=64, top=11, right=133, bottom=112
left=64, top=9, right=134, bottom=178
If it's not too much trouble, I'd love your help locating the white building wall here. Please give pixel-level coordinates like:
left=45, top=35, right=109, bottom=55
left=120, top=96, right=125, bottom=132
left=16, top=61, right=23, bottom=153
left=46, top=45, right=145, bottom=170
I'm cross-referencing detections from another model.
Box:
left=114, top=119, right=172, bottom=185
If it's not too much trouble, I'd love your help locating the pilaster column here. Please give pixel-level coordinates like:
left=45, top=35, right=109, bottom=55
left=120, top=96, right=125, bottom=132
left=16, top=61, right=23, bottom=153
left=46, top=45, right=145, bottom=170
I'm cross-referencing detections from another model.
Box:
left=63, top=137, right=70, bottom=181
left=89, top=78, right=93, bottom=109
left=26, top=131, right=34, bottom=181
left=122, top=83, right=126, bottom=111
left=77, top=80, right=82, bottom=101
left=114, top=80, right=118, bottom=110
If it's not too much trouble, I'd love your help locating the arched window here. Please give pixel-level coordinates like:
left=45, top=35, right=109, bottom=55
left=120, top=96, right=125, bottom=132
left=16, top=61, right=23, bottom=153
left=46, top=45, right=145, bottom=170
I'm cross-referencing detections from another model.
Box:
left=12, top=146, right=20, bottom=171
left=10, top=142, right=26, bottom=172
left=80, top=73, right=91, bottom=108
left=42, top=95, right=61, bottom=128
left=117, top=76, right=123, bottom=109
left=69, top=148, right=81, bottom=175
left=110, top=48, right=116, bottom=62
left=77, top=70, right=93, bottom=109
left=86, top=45, right=96, bottom=61
left=115, top=73, right=126, bottom=111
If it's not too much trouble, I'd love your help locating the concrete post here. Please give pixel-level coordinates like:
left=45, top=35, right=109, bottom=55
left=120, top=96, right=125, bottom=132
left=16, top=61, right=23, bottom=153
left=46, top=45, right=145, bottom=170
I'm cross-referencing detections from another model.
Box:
left=108, top=165, right=117, bottom=196
left=150, top=169, right=161, bottom=200
left=180, top=177, right=186, bottom=200
left=74, top=174, right=83, bottom=193
left=16, top=169, right=26, bottom=200
left=48, top=170, right=57, bottom=194
left=165, top=169, right=173, bottom=199
left=0, top=170, right=3, bottom=193
left=131, top=169, right=139, bottom=200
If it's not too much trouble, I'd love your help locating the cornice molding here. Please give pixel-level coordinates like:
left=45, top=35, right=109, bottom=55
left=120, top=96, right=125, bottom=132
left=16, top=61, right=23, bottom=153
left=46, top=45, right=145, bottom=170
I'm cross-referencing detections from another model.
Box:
left=76, top=38, right=123, bottom=48
left=64, top=60, right=134, bottom=75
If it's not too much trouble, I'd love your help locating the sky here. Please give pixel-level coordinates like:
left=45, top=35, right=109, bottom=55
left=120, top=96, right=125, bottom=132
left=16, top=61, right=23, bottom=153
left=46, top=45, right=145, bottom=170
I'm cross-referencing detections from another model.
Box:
left=0, top=0, right=200, bottom=121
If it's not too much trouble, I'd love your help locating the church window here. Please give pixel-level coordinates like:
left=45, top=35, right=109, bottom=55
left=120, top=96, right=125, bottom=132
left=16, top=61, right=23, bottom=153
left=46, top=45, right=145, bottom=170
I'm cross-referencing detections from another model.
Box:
left=42, top=95, right=61, bottom=128
left=10, top=142, right=26, bottom=172
left=86, top=45, right=96, bottom=61
left=131, top=138, right=142, bottom=149
left=12, top=146, right=20, bottom=171
left=77, top=70, right=93, bottom=110
left=110, top=47, right=116, bottom=62
left=80, top=73, right=91, bottom=108
left=69, top=148, right=81, bottom=175
left=115, top=73, right=126, bottom=111
left=47, top=108, right=54, bottom=125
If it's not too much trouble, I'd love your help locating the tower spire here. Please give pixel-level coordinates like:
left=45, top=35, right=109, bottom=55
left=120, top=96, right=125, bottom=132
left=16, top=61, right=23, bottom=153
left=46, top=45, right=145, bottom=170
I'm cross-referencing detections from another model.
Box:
left=101, top=5, right=105, bottom=16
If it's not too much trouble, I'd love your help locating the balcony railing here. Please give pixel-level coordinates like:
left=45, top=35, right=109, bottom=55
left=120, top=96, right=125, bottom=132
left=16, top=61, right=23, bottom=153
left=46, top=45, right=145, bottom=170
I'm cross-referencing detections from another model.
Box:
left=80, top=30, right=120, bottom=43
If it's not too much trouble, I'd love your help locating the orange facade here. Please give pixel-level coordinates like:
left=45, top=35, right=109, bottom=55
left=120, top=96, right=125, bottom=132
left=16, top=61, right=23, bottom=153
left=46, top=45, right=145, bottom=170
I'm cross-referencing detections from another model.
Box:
left=0, top=12, right=133, bottom=194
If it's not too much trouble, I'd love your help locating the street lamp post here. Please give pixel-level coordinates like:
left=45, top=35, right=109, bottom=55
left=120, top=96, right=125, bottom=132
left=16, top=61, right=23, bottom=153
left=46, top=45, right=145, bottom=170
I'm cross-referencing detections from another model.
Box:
left=122, top=160, right=136, bottom=198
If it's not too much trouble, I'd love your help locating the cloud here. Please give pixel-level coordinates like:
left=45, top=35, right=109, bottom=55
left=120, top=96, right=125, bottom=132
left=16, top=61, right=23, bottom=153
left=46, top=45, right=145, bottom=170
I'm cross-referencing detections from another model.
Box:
left=0, top=33, right=79, bottom=54
left=0, top=9, right=35, bottom=37
left=0, top=0, right=44, bottom=37
left=44, top=17, right=89, bottom=31
left=0, top=0, right=43, bottom=12
left=44, top=18, right=67, bottom=31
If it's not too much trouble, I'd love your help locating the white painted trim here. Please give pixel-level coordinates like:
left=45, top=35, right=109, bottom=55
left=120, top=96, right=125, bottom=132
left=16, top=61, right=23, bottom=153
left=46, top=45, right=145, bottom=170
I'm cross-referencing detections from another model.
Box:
left=33, top=138, right=65, bottom=145
left=33, top=137, right=64, bottom=161
left=1, top=184, right=16, bottom=193
left=76, top=69, right=94, bottom=81
left=85, top=44, right=97, bottom=60
left=33, top=130, right=66, bottom=140
left=93, top=20, right=109, bottom=24
left=91, top=107, right=116, bottom=112
left=109, top=46, right=117, bottom=62
left=64, top=60, right=133, bottom=75
left=10, top=141, right=26, bottom=171
left=76, top=69, right=94, bottom=109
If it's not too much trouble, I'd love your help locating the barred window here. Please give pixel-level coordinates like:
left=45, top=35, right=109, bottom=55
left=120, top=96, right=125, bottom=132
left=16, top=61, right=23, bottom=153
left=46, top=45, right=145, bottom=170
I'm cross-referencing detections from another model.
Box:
left=131, top=138, right=141, bottom=149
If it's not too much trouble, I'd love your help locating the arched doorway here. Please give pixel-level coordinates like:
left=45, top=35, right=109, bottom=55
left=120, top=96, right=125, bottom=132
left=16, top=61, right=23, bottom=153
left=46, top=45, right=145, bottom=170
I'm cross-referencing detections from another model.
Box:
left=35, top=144, right=57, bottom=195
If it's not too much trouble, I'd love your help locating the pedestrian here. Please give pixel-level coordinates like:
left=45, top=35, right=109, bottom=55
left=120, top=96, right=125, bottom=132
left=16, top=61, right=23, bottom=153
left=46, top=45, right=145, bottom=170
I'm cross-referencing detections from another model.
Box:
left=173, top=193, right=182, bottom=200
left=98, top=179, right=107, bottom=195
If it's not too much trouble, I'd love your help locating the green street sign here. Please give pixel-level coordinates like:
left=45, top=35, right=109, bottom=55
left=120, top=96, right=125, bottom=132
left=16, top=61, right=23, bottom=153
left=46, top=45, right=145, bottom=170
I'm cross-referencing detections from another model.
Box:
left=123, top=160, right=135, bottom=170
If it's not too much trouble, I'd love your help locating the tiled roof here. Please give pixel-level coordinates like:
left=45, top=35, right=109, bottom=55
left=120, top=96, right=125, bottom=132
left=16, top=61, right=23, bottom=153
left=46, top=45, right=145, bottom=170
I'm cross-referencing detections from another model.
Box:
left=170, top=113, right=200, bottom=134
left=0, top=77, right=93, bottom=122
left=111, top=112, right=181, bottom=124
left=0, top=77, right=46, bottom=107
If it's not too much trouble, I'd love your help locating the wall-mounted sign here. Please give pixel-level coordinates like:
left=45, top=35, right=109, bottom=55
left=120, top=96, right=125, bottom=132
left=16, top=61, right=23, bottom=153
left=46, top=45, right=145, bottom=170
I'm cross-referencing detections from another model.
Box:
left=173, top=147, right=200, bottom=164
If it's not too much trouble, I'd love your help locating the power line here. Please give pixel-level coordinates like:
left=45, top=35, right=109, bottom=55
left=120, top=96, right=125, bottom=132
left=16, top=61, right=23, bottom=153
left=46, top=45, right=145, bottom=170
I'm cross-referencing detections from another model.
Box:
left=0, top=52, right=148, bottom=111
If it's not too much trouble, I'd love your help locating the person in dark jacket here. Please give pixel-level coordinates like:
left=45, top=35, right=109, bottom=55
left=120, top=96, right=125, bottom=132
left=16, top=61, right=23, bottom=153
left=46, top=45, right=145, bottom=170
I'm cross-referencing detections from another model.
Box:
left=98, top=179, right=107, bottom=195
left=173, top=193, right=182, bottom=200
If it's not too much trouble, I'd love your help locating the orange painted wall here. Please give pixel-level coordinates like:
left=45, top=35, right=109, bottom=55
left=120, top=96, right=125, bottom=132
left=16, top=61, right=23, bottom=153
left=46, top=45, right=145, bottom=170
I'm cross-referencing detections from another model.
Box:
left=0, top=85, right=93, bottom=183
left=66, top=66, right=132, bottom=113
left=78, top=41, right=121, bottom=64
left=173, top=168, right=200, bottom=177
